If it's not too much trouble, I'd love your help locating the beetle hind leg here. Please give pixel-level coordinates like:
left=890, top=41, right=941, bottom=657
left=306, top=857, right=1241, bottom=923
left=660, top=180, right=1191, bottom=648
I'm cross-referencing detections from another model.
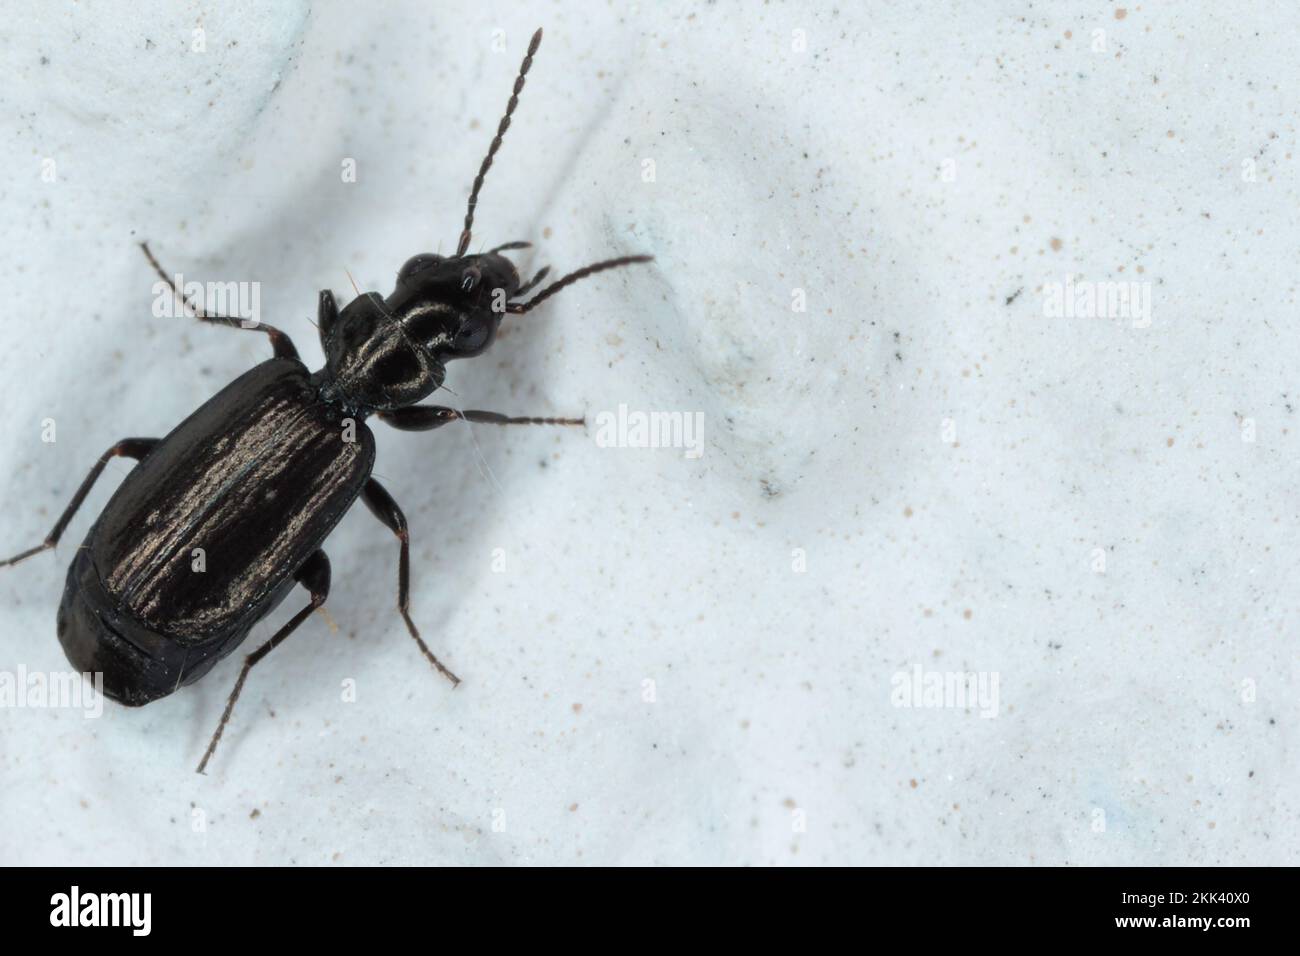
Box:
left=196, top=549, right=331, bottom=774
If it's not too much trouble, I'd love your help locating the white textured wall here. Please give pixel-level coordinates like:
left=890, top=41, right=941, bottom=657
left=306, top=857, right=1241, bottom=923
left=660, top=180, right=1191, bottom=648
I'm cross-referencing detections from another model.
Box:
left=0, top=1, right=1295, bottom=865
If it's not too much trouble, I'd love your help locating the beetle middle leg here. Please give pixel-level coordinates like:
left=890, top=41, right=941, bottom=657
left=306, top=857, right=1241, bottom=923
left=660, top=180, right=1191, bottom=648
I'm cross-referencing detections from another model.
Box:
left=0, top=437, right=159, bottom=568
left=138, top=241, right=301, bottom=361
left=361, top=478, right=462, bottom=687
left=379, top=407, right=584, bottom=430
left=197, top=549, right=331, bottom=774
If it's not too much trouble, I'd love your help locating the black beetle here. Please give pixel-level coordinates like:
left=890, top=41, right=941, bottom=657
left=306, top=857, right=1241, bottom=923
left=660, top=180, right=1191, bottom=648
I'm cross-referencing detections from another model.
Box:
left=0, top=27, right=651, bottom=773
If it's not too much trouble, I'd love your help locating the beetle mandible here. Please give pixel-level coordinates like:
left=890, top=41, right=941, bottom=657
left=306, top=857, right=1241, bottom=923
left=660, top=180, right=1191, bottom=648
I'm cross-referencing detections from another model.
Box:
left=0, top=27, right=651, bottom=773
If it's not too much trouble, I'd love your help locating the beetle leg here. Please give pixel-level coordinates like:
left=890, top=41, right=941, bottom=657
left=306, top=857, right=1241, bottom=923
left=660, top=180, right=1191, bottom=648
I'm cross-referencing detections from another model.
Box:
left=360, top=478, right=462, bottom=687
left=379, top=406, right=583, bottom=430
left=138, top=241, right=301, bottom=362
left=196, top=549, right=331, bottom=774
left=0, top=437, right=160, bottom=568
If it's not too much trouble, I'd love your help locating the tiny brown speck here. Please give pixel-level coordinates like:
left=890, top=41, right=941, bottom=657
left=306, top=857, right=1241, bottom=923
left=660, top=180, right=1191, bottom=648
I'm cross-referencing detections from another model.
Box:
left=1050, top=237, right=1063, bottom=251
left=903, top=506, right=913, bottom=518
left=572, top=703, right=583, bottom=714
left=909, top=779, right=918, bottom=789
left=250, top=808, right=261, bottom=820
left=963, top=609, right=973, bottom=620
left=1115, top=8, right=1127, bottom=20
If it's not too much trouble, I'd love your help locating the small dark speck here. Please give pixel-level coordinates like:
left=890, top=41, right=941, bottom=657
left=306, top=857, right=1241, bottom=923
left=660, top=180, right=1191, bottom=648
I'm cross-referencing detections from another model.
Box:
left=1005, top=288, right=1023, bottom=305
left=40, top=55, right=49, bottom=65
left=759, top=478, right=780, bottom=499
left=894, top=352, right=903, bottom=362
left=145, top=38, right=155, bottom=51
left=538, top=458, right=548, bottom=469
left=250, top=808, right=261, bottom=819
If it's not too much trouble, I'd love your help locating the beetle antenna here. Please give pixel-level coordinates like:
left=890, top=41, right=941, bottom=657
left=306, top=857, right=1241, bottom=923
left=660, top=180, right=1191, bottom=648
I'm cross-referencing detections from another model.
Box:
left=455, top=27, right=543, bottom=258
left=507, top=255, right=654, bottom=314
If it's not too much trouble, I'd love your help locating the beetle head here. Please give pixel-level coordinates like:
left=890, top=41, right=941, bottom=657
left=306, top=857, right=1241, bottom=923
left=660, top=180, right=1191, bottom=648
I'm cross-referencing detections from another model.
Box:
left=385, top=252, right=520, bottom=360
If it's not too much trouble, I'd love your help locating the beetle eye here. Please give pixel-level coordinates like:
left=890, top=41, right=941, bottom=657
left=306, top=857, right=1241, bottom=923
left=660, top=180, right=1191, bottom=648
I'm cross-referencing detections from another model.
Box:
left=461, top=267, right=481, bottom=293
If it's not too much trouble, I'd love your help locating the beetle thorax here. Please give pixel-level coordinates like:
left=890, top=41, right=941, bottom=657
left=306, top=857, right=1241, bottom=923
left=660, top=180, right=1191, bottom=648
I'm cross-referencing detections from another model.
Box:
left=320, top=292, right=444, bottom=413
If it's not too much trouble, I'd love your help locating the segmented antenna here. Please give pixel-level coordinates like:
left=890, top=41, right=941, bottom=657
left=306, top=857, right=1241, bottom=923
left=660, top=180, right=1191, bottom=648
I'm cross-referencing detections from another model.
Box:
left=456, top=28, right=544, bottom=257
left=507, top=256, right=654, bottom=314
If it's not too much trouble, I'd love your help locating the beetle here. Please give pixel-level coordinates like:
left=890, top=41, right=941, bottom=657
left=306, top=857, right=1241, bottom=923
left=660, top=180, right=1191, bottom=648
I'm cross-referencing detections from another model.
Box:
left=0, top=27, right=651, bottom=773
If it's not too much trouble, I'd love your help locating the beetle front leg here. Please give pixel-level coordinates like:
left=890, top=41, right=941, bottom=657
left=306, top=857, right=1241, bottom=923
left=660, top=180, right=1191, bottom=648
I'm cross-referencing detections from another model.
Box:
left=379, top=406, right=584, bottom=430
left=0, top=437, right=160, bottom=568
left=197, top=549, right=331, bottom=774
left=360, top=478, right=461, bottom=686
left=138, top=242, right=301, bottom=361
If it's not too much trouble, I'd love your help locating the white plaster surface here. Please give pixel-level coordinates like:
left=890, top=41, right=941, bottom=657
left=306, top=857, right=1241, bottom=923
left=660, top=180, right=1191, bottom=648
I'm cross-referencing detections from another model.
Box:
left=0, top=1, right=1295, bottom=865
